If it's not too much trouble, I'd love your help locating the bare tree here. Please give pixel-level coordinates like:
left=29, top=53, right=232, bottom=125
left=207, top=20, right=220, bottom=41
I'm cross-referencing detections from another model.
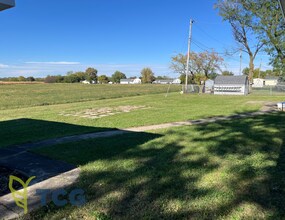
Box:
left=215, top=0, right=265, bottom=84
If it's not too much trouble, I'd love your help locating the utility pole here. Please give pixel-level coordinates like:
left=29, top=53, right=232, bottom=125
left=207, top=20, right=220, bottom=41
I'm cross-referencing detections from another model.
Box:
left=239, top=49, right=242, bottom=75
left=185, top=19, right=194, bottom=93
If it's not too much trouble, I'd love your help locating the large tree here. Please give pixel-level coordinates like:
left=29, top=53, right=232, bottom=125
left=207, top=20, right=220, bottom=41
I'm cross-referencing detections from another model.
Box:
left=98, top=75, right=109, bottom=84
left=141, top=68, right=155, bottom=84
left=170, top=51, right=224, bottom=82
left=215, top=0, right=265, bottom=84
left=85, top=67, right=98, bottom=83
left=111, top=71, right=126, bottom=83
left=239, top=0, right=285, bottom=71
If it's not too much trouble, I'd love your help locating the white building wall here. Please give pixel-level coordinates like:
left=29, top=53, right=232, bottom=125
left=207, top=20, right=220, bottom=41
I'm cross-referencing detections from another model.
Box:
left=253, top=78, right=264, bottom=88
left=133, top=78, right=141, bottom=84
left=214, top=84, right=247, bottom=95
left=264, top=79, right=278, bottom=86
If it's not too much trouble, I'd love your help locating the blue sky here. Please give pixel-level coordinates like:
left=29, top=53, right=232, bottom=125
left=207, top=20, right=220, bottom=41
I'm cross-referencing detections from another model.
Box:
left=0, top=0, right=270, bottom=78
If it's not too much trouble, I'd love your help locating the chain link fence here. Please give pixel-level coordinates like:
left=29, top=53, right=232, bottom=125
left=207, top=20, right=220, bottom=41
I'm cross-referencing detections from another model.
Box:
left=251, top=85, right=285, bottom=96
left=182, top=84, right=285, bottom=96
left=183, top=85, right=207, bottom=94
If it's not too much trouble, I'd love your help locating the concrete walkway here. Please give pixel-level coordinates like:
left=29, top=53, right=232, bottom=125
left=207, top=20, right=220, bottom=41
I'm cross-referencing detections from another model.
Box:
left=0, top=105, right=278, bottom=219
left=6, top=108, right=276, bottom=152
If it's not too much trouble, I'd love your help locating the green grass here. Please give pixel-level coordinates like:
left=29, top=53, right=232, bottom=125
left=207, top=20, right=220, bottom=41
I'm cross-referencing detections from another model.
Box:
left=0, top=83, right=181, bottom=110
left=26, top=113, right=285, bottom=219
left=0, top=85, right=283, bottom=148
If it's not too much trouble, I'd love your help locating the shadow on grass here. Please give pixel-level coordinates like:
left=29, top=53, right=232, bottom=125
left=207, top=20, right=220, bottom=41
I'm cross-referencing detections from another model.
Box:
left=23, top=112, right=285, bottom=219
left=0, top=118, right=116, bottom=148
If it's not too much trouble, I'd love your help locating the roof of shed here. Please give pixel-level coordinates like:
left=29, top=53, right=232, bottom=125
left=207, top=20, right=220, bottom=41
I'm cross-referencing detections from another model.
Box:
left=214, top=75, right=248, bottom=85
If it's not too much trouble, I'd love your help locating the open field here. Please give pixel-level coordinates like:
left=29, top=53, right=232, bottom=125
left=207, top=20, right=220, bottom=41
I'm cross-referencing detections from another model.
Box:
left=0, top=84, right=284, bottom=148
left=1, top=84, right=285, bottom=219
left=0, top=97, right=283, bottom=148
left=24, top=113, right=285, bottom=219
left=0, top=84, right=181, bottom=110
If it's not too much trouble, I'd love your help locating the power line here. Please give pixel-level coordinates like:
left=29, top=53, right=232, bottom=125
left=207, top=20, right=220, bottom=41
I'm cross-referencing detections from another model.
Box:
left=192, top=39, right=227, bottom=55
left=193, top=23, right=233, bottom=48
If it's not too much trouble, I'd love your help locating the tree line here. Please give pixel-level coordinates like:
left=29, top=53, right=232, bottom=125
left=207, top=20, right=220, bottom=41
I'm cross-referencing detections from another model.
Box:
left=0, top=67, right=173, bottom=84
left=44, top=67, right=158, bottom=84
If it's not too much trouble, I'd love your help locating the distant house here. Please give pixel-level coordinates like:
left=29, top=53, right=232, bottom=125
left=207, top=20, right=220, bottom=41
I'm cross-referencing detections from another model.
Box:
left=253, top=78, right=265, bottom=88
left=133, top=78, right=142, bottom=84
left=81, top=80, right=90, bottom=84
left=120, top=79, right=133, bottom=84
left=172, top=79, right=181, bottom=84
left=214, top=75, right=249, bottom=95
left=120, top=78, right=141, bottom=84
left=153, top=79, right=181, bottom=84
left=205, top=79, right=214, bottom=93
left=264, top=76, right=278, bottom=86
left=153, top=79, right=173, bottom=84
left=81, top=80, right=96, bottom=84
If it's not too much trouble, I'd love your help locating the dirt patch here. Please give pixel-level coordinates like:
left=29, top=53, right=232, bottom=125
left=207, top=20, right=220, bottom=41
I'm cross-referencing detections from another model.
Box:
left=246, top=101, right=278, bottom=112
left=59, top=105, right=148, bottom=119
left=246, top=101, right=268, bottom=105
left=0, top=166, right=29, bottom=196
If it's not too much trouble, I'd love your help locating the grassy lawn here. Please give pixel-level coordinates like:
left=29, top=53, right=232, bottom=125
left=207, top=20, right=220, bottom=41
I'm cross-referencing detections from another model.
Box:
left=0, top=84, right=283, bottom=148
left=26, top=113, right=285, bottom=219
left=0, top=84, right=181, bottom=110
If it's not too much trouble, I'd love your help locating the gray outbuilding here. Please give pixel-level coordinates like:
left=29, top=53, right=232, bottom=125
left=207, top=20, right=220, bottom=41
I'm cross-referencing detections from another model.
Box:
left=214, top=75, right=249, bottom=95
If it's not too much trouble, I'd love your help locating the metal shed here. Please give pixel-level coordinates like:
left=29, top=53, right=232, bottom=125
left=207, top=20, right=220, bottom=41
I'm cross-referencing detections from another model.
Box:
left=214, top=75, right=249, bottom=95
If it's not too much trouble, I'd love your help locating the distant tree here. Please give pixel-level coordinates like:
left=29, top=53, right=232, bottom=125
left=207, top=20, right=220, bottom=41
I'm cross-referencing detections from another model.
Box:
left=141, top=68, right=155, bottom=83
left=44, top=75, right=57, bottom=83
left=179, top=74, right=193, bottom=84
left=26, top=76, right=35, bottom=82
left=55, top=75, right=65, bottom=83
left=9, top=77, right=19, bottom=82
left=98, top=75, right=109, bottom=84
left=18, top=76, right=26, bottom=81
left=242, top=67, right=250, bottom=76
left=75, top=71, right=88, bottom=81
left=156, top=75, right=171, bottom=80
left=208, top=73, right=219, bottom=80
left=222, top=70, right=234, bottom=76
left=85, top=67, right=98, bottom=83
left=111, top=71, right=126, bottom=83
left=64, top=74, right=80, bottom=83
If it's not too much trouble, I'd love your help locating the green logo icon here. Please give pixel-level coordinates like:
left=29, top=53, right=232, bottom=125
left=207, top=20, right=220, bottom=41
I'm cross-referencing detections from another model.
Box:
left=9, top=175, right=36, bottom=214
